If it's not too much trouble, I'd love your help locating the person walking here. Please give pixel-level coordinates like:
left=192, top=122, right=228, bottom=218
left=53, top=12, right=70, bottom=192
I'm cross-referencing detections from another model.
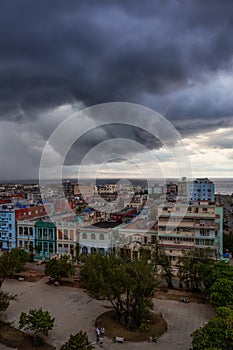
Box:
left=96, top=327, right=100, bottom=342
left=99, top=335, right=103, bottom=347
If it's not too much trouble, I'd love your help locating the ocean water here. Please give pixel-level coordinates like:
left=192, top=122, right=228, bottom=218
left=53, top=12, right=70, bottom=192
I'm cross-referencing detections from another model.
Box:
left=213, top=178, right=233, bottom=195
left=1, top=178, right=233, bottom=195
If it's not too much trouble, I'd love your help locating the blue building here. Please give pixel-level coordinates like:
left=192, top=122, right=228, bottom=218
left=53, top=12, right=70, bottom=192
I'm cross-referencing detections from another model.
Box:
left=0, top=205, right=16, bottom=250
left=17, top=219, right=36, bottom=253
left=187, top=178, right=215, bottom=203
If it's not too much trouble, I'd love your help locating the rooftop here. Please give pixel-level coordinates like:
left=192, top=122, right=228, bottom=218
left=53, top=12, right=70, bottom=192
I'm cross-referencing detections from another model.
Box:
left=92, top=221, right=120, bottom=228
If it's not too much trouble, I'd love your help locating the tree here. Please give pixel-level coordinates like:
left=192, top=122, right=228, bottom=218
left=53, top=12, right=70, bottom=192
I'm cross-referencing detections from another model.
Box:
left=0, top=291, right=16, bottom=313
left=178, top=248, right=214, bottom=291
left=80, top=253, right=156, bottom=328
left=44, top=255, right=75, bottom=282
left=19, top=308, right=55, bottom=345
left=152, top=246, right=174, bottom=288
left=0, top=248, right=30, bottom=288
left=60, top=331, right=95, bottom=350
left=203, top=261, right=233, bottom=293
left=191, top=307, right=233, bottom=350
left=210, top=278, right=233, bottom=308
left=10, top=248, right=30, bottom=269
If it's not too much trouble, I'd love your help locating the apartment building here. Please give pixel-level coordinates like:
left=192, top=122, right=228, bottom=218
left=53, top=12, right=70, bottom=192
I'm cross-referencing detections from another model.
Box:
left=35, top=220, right=57, bottom=261
left=97, top=184, right=117, bottom=194
left=187, top=178, right=215, bottom=202
left=17, top=219, right=36, bottom=252
left=117, top=219, right=158, bottom=259
left=74, top=183, right=97, bottom=199
left=56, top=220, right=79, bottom=257
left=158, top=202, right=223, bottom=265
left=0, top=205, right=16, bottom=250
left=79, top=221, right=119, bottom=255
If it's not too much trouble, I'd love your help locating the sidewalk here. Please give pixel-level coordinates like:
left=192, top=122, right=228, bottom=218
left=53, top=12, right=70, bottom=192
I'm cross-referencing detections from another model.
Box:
left=2, top=277, right=214, bottom=350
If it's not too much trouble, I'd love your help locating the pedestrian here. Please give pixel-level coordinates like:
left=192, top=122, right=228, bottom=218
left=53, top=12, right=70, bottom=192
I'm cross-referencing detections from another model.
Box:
left=100, top=327, right=105, bottom=336
left=96, top=327, right=100, bottom=342
left=99, top=335, right=103, bottom=347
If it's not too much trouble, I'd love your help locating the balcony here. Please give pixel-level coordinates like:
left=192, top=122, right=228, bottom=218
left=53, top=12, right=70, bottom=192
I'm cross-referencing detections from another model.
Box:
left=194, top=223, right=219, bottom=229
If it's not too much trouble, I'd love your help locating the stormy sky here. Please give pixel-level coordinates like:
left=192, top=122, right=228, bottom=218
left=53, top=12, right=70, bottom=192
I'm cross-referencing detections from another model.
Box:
left=1, top=0, right=233, bottom=180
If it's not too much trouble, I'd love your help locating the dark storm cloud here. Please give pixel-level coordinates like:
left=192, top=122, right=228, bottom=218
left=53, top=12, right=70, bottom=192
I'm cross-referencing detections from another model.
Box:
left=1, top=0, right=233, bottom=179
left=1, top=0, right=233, bottom=127
left=64, top=124, right=163, bottom=166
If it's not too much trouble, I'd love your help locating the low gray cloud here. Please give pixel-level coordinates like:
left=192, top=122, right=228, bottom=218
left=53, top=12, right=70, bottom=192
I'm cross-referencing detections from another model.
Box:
left=1, top=0, right=233, bottom=178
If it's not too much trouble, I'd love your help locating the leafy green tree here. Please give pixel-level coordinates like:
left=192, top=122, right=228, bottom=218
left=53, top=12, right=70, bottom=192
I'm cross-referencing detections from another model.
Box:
left=19, top=308, right=55, bottom=345
left=10, top=248, right=30, bottom=267
left=44, top=255, right=75, bottom=282
left=191, top=307, right=233, bottom=350
left=152, top=247, right=173, bottom=288
left=0, top=249, right=30, bottom=288
left=210, top=278, right=233, bottom=308
left=178, top=248, right=214, bottom=291
left=80, top=253, right=156, bottom=327
left=151, top=243, right=172, bottom=286
left=60, top=331, right=95, bottom=350
left=203, top=261, right=233, bottom=293
left=0, top=291, right=16, bottom=312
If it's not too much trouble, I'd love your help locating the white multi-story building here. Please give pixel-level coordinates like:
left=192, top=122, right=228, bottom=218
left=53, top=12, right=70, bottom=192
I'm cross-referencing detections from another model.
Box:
left=158, top=202, right=223, bottom=264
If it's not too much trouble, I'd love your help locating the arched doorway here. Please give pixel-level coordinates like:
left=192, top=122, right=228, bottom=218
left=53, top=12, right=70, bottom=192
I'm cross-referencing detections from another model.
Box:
left=82, top=246, right=88, bottom=255
left=91, top=247, right=97, bottom=254
left=99, top=248, right=105, bottom=255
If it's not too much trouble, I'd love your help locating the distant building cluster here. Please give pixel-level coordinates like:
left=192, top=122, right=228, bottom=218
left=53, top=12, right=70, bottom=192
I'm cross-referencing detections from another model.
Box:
left=0, top=177, right=225, bottom=268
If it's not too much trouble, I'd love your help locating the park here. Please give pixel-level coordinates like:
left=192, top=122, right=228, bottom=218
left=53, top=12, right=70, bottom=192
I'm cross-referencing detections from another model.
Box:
left=1, top=272, right=213, bottom=349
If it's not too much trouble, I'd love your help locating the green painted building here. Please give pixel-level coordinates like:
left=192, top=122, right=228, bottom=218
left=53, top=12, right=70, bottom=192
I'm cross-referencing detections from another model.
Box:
left=215, top=206, right=224, bottom=259
left=35, top=220, right=56, bottom=260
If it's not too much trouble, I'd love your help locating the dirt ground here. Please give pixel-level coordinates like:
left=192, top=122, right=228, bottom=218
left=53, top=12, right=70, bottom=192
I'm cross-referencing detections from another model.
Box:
left=2, top=277, right=214, bottom=350
left=0, top=322, right=55, bottom=350
left=96, top=310, right=167, bottom=341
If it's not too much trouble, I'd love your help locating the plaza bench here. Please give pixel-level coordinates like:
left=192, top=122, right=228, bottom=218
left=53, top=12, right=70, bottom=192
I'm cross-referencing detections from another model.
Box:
left=114, top=336, right=124, bottom=343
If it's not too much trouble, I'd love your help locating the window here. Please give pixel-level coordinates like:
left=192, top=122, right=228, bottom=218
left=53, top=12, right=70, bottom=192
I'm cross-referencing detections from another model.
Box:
left=91, top=233, right=96, bottom=240
left=82, top=233, right=87, bottom=239
left=49, top=243, right=53, bottom=253
left=44, top=242, right=48, bottom=252
left=58, top=230, right=62, bottom=240
left=38, top=228, right=42, bottom=239
left=29, top=241, right=33, bottom=250
left=43, top=228, right=48, bottom=239
left=37, top=242, right=42, bottom=253
left=64, top=229, right=68, bottom=240
left=48, top=229, right=53, bottom=240
left=70, top=230, right=74, bottom=241
left=29, top=227, right=33, bottom=236
left=99, top=234, right=105, bottom=240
